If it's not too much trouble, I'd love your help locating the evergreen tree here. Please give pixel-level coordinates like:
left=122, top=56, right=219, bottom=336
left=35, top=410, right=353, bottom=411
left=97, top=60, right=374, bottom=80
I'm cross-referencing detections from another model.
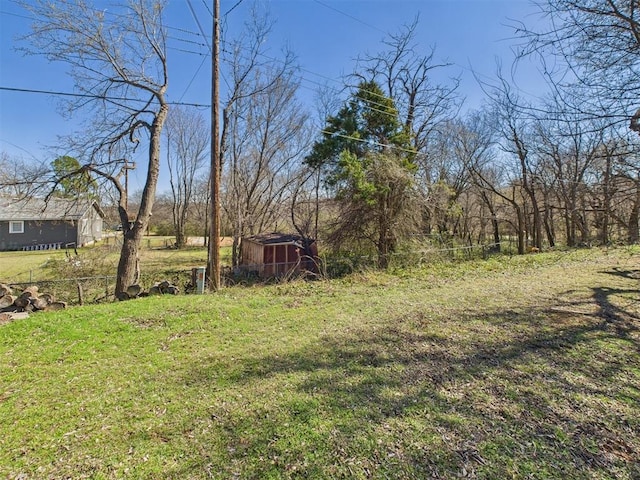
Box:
left=307, top=81, right=418, bottom=267
left=51, top=156, right=97, bottom=199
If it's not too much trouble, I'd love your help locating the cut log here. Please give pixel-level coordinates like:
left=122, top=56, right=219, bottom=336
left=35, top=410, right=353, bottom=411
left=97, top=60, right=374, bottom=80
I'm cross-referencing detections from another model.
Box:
left=0, top=284, right=12, bottom=297
left=126, top=284, right=142, bottom=298
left=148, top=286, right=162, bottom=295
left=0, top=295, right=16, bottom=309
left=166, top=286, right=179, bottom=295
left=22, top=286, right=39, bottom=297
left=31, top=297, right=50, bottom=311
left=44, top=301, right=67, bottom=311
left=13, top=296, right=31, bottom=309
left=19, top=291, right=37, bottom=303
left=116, top=292, right=130, bottom=301
left=39, top=293, right=54, bottom=304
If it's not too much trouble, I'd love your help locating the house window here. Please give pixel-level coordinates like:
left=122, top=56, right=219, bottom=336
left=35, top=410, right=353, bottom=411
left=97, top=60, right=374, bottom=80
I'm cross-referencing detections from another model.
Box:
left=9, top=221, right=24, bottom=234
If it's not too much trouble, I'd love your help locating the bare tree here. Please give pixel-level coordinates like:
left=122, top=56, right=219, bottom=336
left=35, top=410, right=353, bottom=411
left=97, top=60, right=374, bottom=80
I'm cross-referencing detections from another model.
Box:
left=220, top=8, right=310, bottom=267
left=353, top=18, right=460, bottom=249
left=445, top=110, right=499, bottom=246
left=534, top=100, right=606, bottom=246
left=0, top=152, right=48, bottom=197
left=606, top=137, right=640, bottom=243
left=165, top=107, right=209, bottom=248
left=356, top=17, right=461, bottom=152
left=417, top=115, right=493, bottom=241
left=20, top=0, right=169, bottom=296
left=191, top=176, right=212, bottom=247
left=589, top=137, right=628, bottom=244
left=485, top=74, right=544, bottom=250
left=516, top=0, right=640, bottom=133
left=289, top=166, right=321, bottom=243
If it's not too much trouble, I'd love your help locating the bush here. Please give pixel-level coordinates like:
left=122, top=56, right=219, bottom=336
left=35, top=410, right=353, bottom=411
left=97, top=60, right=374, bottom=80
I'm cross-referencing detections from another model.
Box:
left=43, top=245, right=117, bottom=278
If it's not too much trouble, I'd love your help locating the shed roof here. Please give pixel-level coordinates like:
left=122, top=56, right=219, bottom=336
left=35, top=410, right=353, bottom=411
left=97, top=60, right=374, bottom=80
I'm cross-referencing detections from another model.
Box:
left=244, top=233, right=313, bottom=246
left=0, top=196, right=104, bottom=222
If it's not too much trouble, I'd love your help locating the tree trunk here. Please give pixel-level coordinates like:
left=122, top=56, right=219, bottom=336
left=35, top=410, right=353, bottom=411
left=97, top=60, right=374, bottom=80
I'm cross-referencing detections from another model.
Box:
left=377, top=198, right=394, bottom=269
left=514, top=202, right=525, bottom=255
left=491, top=215, right=500, bottom=251
left=175, top=228, right=186, bottom=249
left=517, top=214, right=525, bottom=254
left=530, top=190, right=543, bottom=249
left=115, top=102, right=168, bottom=297
left=479, top=190, right=500, bottom=251
left=544, top=214, right=556, bottom=248
left=565, top=204, right=575, bottom=247
left=116, top=229, right=142, bottom=295
left=628, top=188, right=640, bottom=244
left=232, top=234, right=241, bottom=268
left=600, top=154, right=612, bottom=245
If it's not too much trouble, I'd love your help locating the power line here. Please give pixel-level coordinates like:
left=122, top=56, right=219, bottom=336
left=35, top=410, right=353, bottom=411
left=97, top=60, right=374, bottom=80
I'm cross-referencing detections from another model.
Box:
left=223, top=0, right=245, bottom=17
left=0, top=5, right=400, bottom=115
left=200, top=0, right=213, bottom=18
left=0, top=8, right=211, bottom=50
left=0, top=86, right=210, bottom=108
left=319, top=129, right=423, bottom=158
left=178, top=55, right=209, bottom=103
left=1, top=3, right=459, bottom=126
left=311, top=0, right=386, bottom=34
left=186, top=0, right=212, bottom=52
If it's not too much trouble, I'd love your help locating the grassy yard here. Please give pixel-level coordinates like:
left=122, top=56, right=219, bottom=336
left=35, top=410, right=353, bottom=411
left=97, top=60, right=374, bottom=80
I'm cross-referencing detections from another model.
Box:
left=0, top=237, right=232, bottom=304
left=1, top=248, right=639, bottom=479
left=0, top=249, right=66, bottom=281
left=0, top=236, right=215, bottom=283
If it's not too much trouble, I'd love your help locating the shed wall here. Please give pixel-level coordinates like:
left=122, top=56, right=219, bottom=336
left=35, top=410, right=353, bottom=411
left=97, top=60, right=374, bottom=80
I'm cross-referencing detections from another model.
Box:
left=77, top=207, right=103, bottom=246
left=240, top=238, right=315, bottom=277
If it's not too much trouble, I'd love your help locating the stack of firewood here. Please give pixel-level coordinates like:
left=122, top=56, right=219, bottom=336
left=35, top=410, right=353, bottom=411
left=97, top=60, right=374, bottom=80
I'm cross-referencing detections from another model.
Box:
left=0, top=284, right=67, bottom=318
left=116, top=280, right=180, bottom=301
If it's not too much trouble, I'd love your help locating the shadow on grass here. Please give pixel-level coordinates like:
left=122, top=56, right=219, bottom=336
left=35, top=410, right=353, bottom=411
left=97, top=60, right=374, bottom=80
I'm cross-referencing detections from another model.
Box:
left=167, top=277, right=640, bottom=479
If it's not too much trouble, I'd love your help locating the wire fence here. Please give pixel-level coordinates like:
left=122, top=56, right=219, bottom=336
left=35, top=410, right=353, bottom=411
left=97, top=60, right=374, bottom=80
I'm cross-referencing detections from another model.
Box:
left=7, top=275, right=116, bottom=306
left=3, top=241, right=508, bottom=306
left=6, top=270, right=199, bottom=306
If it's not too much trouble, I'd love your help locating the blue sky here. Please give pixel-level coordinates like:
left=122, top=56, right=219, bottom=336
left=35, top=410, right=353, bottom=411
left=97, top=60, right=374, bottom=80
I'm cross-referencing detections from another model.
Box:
left=0, top=0, right=545, bottom=192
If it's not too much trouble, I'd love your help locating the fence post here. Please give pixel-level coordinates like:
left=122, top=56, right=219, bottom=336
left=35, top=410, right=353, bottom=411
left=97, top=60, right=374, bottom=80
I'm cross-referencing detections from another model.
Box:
left=77, top=282, right=84, bottom=306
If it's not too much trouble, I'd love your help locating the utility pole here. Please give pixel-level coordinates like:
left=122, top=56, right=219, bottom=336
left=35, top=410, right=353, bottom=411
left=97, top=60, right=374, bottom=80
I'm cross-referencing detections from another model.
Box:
left=208, top=0, right=221, bottom=291
left=123, top=160, right=136, bottom=214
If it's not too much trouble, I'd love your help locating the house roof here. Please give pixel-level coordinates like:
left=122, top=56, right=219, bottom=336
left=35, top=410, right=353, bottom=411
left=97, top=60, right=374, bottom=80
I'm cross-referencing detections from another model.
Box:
left=244, top=233, right=314, bottom=246
left=0, top=196, right=104, bottom=222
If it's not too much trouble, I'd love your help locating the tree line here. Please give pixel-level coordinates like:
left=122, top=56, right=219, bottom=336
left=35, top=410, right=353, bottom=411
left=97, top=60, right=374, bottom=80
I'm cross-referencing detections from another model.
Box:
left=1, top=0, right=639, bottom=295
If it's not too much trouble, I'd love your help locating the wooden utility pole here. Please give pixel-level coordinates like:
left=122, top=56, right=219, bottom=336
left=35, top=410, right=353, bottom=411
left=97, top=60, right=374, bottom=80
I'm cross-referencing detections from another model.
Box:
left=208, top=0, right=221, bottom=291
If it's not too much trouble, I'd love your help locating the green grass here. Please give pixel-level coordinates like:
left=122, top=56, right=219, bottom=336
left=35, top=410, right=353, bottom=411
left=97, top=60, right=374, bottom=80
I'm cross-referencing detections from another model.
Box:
left=0, top=238, right=232, bottom=303
left=0, top=249, right=67, bottom=281
left=1, top=248, right=639, bottom=479
left=0, top=236, right=221, bottom=283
